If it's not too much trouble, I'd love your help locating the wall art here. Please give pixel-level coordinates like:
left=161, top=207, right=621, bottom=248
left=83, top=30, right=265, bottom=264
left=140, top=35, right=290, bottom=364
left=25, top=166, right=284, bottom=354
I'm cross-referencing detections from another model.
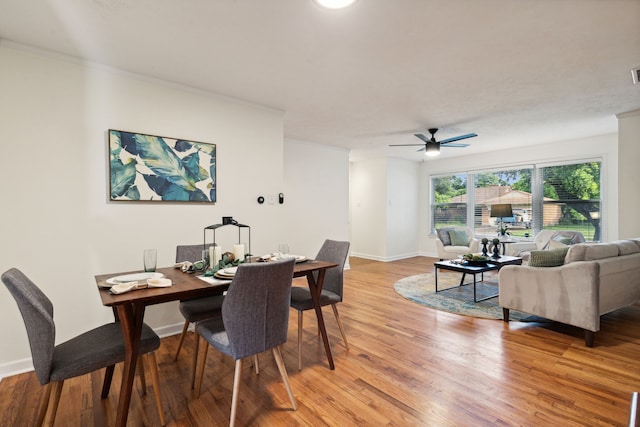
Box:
left=109, top=129, right=216, bottom=202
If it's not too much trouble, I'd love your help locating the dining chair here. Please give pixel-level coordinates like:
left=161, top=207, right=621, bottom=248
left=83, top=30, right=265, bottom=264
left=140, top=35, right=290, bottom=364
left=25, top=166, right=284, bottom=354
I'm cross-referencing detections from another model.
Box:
left=174, top=243, right=225, bottom=388
left=194, top=258, right=297, bottom=427
left=1, top=268, right=165, bottom=426
left=290, top=239, right=350, bottom=370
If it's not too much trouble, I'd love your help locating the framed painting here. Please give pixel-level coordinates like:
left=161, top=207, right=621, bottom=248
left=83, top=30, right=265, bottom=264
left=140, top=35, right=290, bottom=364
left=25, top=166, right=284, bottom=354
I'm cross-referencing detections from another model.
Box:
left=109, top=129, right=216, bottom=202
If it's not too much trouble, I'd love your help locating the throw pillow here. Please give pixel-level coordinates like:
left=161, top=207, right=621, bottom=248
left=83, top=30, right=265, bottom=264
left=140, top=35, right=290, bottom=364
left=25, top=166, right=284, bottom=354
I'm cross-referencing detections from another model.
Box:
left=528, top=247, right=570, bottom=267
left=449, top=230, right=469, bottom=246
left=437, top=228, right=453, bottom=246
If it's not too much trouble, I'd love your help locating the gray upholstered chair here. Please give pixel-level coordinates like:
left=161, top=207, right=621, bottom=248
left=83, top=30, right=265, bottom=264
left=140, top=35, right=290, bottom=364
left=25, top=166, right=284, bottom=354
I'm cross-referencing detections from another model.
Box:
left=194, top=258, right=297, bottom=427
left=1, top=268, right=164, bottom=426
left=290, top=239, right=350, bottom=370
left=174, top=244, right=225, bottom=388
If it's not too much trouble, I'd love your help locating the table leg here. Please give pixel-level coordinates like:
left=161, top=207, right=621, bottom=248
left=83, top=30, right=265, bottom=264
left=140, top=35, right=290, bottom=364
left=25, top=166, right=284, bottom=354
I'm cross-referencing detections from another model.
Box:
left=435, top=266, right=439, bottom=292
left=306, top=270, right=335, bottom=370
left=114, top=303, right=145, bottom=427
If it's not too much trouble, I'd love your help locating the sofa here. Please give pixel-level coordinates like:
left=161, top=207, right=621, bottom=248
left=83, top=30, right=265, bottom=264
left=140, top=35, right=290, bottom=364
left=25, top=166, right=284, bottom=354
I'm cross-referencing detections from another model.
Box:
left=499, top=238, right=640, bottom=346
left=505, top=229, right=586, bottom=261
left=433, top=226, right=479, bottom=260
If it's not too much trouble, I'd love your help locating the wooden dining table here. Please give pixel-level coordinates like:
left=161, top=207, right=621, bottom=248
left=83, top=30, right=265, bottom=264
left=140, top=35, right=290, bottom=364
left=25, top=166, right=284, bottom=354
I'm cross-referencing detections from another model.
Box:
left=95, top=258, right=338, bottom=427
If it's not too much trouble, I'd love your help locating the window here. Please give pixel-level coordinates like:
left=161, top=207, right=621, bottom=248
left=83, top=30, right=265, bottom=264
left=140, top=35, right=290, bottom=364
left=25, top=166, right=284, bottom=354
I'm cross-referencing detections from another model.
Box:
left=431, top=174, right=467, bottom=229
left=431, top=160, right=601, bottom=241
left=539, top=161, right=601, bottom=241
left=473, top=168, right=533, bottom=237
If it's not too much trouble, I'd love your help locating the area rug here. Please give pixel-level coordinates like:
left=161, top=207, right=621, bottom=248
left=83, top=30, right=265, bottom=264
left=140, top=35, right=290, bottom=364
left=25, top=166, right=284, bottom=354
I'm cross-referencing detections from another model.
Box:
left=394, top=270, right=538, bottom=321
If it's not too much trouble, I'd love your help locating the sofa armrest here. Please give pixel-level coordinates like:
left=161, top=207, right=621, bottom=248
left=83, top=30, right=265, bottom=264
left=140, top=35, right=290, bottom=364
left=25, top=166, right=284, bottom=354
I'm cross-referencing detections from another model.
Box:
left=506, top=241, right=537, bottom=256
left=498, top=262, right=600, bottom=331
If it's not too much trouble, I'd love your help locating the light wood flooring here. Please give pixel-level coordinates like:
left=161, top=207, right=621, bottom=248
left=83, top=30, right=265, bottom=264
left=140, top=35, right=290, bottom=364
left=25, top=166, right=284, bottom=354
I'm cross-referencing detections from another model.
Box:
left=2, top=256, right=640, bottom=426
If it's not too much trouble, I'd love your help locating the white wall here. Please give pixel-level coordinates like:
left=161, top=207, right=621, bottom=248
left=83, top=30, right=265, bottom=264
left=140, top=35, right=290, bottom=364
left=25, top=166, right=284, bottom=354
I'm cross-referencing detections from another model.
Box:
left=0, top=43, right=350, bottom=376
left=350, top=158, right=387, bottom=259
left=283, top=138, right=350, bottom=259
left=350, top=157, right=420, bottom=260
left=419, top=133, right=619, bottom=256
left=385, top=158, right=420, bottom=260
left=617, top=109, right=640, bottom=239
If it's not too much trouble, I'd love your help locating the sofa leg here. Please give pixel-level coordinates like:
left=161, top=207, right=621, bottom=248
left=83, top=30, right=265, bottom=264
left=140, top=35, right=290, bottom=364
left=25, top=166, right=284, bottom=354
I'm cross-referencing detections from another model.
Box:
left=502, top=308, right=510, bottom=322
left=585, top=330, right=595, bottom=347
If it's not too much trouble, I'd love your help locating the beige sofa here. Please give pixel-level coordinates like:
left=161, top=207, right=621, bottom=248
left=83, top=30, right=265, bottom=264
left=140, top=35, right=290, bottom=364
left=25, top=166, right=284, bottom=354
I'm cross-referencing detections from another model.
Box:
left=499, top=238, right=640, bottom=347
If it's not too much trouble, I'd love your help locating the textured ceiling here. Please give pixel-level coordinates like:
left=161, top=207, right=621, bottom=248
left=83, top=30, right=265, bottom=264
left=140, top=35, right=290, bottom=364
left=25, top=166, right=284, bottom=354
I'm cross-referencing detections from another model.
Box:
left=1, top=0, right=639, bottom=160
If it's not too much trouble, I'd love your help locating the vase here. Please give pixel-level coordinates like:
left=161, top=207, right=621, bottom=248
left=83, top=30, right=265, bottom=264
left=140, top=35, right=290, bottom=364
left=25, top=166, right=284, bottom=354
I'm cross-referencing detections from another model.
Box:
left=482, top=243, right=488, bottom=257
left=492, top=243, right=501, bottom=259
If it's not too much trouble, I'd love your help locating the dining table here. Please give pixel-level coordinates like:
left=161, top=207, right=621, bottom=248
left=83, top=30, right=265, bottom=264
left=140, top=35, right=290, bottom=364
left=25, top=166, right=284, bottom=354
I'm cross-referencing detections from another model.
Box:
left=95, top=258, right=338, bottom=427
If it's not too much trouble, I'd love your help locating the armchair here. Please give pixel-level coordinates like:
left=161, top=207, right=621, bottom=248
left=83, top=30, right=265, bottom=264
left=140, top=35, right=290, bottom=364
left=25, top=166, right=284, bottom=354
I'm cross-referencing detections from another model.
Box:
left=434, top=226, right=479, bottom=260
left=506, top=230, right=585, bottom=260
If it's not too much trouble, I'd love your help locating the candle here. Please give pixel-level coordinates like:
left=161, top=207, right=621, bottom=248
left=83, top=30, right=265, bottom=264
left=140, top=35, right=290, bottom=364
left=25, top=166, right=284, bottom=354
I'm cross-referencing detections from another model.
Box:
left=233, top=244, right=245, bottom=261
left=208, top=246, right=215, bottom=269
left=213, top=246, right=222, bottom=266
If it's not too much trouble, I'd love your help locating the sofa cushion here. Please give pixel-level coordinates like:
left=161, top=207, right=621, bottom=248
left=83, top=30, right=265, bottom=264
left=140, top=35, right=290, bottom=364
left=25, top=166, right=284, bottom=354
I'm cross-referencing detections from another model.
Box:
left=584, top=243, right=619, bottom=261
left=449, top=229, right=469, bottom=246
left=437, top=228, right=453, bottom=246
left=548, top=238, right=569, bottom=249
left=565, top=243, right=588, bottom=263
left=612, top=240, right=640, bottom=256
left=529, top=247, right=569, bottom=267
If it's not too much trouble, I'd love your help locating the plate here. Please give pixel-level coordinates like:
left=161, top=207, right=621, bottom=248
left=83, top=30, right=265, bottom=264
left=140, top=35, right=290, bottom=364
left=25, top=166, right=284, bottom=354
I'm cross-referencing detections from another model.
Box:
left=223, top=267, right=238, bottom=275
left=295, top=256, right=308, bottom=263
left=104, top=272, right=164, bottom=287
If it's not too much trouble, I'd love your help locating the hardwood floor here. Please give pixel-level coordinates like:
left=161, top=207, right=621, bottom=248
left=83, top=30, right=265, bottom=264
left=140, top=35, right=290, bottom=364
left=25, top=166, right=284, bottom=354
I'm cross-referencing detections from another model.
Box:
left=2, top=256, right=640, bottom=426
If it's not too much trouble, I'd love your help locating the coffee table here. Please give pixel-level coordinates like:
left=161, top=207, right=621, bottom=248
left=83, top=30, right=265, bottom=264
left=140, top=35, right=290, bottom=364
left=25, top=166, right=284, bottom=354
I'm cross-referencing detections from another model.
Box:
left=434, top=255, right=523, bottom=302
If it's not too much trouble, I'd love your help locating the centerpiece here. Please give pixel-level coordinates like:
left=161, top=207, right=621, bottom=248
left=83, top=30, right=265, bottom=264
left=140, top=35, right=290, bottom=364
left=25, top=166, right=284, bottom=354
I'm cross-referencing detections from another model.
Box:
left=462, top=253, right=489, bottom=266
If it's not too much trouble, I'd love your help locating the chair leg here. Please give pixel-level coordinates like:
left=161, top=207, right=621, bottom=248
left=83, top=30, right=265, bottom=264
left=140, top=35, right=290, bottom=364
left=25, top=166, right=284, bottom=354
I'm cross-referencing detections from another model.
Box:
left=272, top=346, right=297, bottom=411
left=331, top=304, right=349, bottom=350
left=101, top=365, right=115, bottom=398
left=44, top=381, right=64, bottom=427
left=195, top=337, right=209, bottom=398
left=137, top=355, right=147, bottom=394
left=146, top=352, right=165, bottom=426
left=191, top=329, right=200, bottom=390
left=297, top=310, right=303, bottom=371
left=35, top=382, right=53, bottom=427
left=229, top=359, right=243, bottom=427
left=253, top=355, right=260, bottom=375
left=174, top=320, right=190, bottom=361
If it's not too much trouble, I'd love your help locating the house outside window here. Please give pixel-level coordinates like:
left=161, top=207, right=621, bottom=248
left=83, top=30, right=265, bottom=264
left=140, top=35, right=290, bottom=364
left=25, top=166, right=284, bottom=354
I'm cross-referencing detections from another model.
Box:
left=431, top=160, right=601, bottom=241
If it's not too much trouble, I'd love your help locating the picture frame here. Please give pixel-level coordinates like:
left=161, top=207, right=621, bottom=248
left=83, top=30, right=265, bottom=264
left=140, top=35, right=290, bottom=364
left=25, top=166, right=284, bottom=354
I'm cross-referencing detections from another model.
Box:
left=108, top=129, right=216, bottom=203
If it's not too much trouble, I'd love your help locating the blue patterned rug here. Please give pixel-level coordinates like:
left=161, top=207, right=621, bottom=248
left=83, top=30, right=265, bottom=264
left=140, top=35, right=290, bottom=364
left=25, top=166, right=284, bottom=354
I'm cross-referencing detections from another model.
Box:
left=394, top=270, right=537, bottom=321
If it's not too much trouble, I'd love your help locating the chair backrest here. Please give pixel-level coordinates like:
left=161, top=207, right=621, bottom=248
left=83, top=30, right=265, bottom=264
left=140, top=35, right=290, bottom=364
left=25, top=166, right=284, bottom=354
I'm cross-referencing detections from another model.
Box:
left=176, top=243, right=216, bottom=263
left=314, top=239, right=350, bottom=298
left=1, top=268, right=55, bottom=385
left=221, top=258, right=295, bottom=360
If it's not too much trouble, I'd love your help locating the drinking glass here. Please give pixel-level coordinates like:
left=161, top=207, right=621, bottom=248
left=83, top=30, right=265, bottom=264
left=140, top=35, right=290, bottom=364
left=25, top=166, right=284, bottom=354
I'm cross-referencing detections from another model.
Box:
left=278, top=243, right=290, bottom=258
left=143, top=249, right=157, bottom=272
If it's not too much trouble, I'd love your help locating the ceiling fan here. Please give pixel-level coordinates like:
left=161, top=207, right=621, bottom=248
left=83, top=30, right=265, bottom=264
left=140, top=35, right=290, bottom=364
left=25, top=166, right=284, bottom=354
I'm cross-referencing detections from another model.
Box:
left=390, top=128, right=477, bottom=157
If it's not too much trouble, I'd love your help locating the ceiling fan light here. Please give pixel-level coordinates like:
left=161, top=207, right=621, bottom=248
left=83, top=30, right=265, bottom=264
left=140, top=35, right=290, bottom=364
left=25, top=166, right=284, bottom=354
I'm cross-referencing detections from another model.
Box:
left=313, top=0, right=358, bottom=9
left=425, top=142, right=440, bottom=156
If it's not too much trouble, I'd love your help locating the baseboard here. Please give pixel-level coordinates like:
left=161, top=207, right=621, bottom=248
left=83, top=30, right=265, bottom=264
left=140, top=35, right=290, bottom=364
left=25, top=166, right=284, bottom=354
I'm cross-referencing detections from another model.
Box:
left=351, top=252, right=431, bottom=262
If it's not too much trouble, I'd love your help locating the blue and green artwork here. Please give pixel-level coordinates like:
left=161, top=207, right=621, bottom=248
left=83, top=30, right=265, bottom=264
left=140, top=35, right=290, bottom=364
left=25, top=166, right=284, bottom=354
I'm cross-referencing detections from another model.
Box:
left=109, top=130, right=216, bottom=202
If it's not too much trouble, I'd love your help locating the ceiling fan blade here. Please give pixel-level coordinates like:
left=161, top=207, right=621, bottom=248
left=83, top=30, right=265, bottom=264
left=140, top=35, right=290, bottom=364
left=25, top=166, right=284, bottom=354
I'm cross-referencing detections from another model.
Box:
left=389, top=144, right=424, bottom=146
left=441, top=143, right=470, bottom=148
left=413, top=133, right=431, bottom=143
left=416, top=147, right=425, bottom=152
left=439, top=133, right=477, bottom=144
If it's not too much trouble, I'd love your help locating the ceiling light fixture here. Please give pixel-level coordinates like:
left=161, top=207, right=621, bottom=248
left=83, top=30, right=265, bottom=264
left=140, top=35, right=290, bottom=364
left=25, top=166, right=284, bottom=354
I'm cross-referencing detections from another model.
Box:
left=425, top=142, right=440, bottom=157
left=313, top=0, right=358, bottom=9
